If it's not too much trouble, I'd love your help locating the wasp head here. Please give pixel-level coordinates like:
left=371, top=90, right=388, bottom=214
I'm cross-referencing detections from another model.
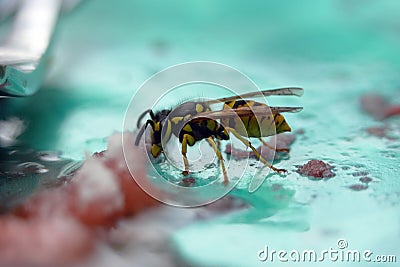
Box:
left=135, top=109, right=171, bottom=158
left=215, top=123, right=230, bottom=141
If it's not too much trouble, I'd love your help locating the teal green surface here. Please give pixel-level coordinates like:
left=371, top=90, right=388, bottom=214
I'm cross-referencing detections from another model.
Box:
left=2, top=0, right=400, bottom=266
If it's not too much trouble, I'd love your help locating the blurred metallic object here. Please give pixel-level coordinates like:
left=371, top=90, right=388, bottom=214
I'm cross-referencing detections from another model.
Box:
left=0, top=0, right=80, bottom=97
left=0, top=0, right=20, bottom=22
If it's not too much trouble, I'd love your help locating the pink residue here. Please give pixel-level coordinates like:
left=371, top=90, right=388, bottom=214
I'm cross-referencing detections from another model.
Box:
left=360, top=94, right=400, bottom=120
left=225, top=133, right=296, bottom=161
left=348, top=184, right=368, bottom=191
left=15, top=132, right=159, bottom=226
left=0, top=216, right=93, bottom=266
left=383, top=105, right=400, bottom=119
left=1, top=132, right=159, bottom=266
left=296, top=160, right=335, bottom=179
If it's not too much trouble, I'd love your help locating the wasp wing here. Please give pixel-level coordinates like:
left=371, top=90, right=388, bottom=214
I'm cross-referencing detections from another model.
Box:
left=205, top=87, right=304, bottom=104
left=192, top=106, right=303, bottom=120
left=268, top=106, right=304, bottom=113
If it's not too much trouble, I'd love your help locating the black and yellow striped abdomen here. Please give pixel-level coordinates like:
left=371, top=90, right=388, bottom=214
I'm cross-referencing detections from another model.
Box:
left=222, top=100, right=291, bottom=137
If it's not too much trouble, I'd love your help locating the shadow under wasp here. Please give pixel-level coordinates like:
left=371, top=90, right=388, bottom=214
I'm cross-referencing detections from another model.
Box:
left=135, top=87, right=303, bottom=184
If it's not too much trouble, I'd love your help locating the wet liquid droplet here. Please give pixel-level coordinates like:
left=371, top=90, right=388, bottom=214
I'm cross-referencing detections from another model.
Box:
left=0, top=146, right=76, bottom=212
left=38, top=151, right=61, bottom=162
left=205, top=162, right=217, bottom=169
left=57, top=161, right=82, bottom=182
left=16, top=162, right=48, bottom=174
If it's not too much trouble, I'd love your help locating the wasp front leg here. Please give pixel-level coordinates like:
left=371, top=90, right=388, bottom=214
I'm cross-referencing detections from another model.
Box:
left=181, top=134, right=191, bottom=176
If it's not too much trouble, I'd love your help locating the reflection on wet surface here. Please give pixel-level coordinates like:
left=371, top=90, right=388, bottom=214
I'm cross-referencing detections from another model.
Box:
left=0, top=146, right=78, bottom=212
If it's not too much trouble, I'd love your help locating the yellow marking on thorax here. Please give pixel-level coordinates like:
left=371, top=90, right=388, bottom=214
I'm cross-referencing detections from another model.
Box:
left=183, top=124, right=192, bottom=132
left=154, top=122, right=160, bottom=131
left=171, top=117, right=183, bottom=125
left=206, top=119, right=216, bottom=131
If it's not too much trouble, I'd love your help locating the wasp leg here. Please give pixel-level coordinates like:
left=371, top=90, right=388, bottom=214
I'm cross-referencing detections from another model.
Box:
left=258, top=138, right=290, bottom=153
left=181, top=134, right=190, bottom=176
left=206, top=137, right=229, bottom=185
left=207, top=139, right=222, bottom=161
left=225, top=127, right=287, bottom=174
left=216, top=139, right=221, bottom=152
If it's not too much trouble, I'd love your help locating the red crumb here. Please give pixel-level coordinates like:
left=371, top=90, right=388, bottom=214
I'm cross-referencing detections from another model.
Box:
left=101, top=133, right=160, bottom=217
left=6, top=132, right=159, bottom=266
left=226, top=143, right=254, bottom=159
left=349, top=184, right=368, bottom=191
left=383, top=105, right=400, bottom=119
left=179, top=177, right=196, bottom=187
left=0, top=216, right=93, bottom=266
left=15, top=133, right=159, bottom=227
left=361, top=94, right=400, bottom=120
left=296, top=160, right=335, bottom=178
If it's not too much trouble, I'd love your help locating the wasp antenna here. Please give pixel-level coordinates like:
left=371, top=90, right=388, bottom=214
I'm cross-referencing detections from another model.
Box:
left=135, top=124, right=147, bottom=146
left=135, top=119, right=156, bottom=146
left=137, top=109, right=152, bottom=128
left=150, top=110, right=155, bottom=120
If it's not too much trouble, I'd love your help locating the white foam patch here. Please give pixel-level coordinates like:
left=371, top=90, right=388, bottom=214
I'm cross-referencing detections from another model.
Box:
left=0, top=117, right=25, bottom=147
left=105, top=132, right=145, bottom=174
left=75, top=154, right=123, bottom=213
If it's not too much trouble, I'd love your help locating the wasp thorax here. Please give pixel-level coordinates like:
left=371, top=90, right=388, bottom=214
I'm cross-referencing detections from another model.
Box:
left=176, top=117, right=229, bottom=146
left=215, top=124, right=229, bottom=140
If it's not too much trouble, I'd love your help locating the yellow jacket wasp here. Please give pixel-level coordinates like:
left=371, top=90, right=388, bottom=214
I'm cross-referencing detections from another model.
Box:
left=135, top=87, right=303, bottom=184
